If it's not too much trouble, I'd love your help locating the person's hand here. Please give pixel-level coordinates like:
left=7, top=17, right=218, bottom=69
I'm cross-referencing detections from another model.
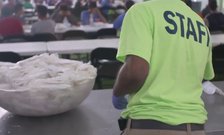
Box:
left=203, top=81, right=224, bottom=96
left=112, top=95, right=128, bottom=110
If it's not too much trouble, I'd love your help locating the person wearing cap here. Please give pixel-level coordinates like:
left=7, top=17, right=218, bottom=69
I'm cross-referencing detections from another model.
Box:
left=80, top=1, right=107, bottom=25
left=112, top=0, right=214, bottom=135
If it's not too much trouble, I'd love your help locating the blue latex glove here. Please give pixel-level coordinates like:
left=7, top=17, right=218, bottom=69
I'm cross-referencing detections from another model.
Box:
left=112, top=95, right=128, bottom=110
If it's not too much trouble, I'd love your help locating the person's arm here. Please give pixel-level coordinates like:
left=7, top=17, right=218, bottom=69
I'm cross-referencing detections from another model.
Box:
left=113, top=14, right=124, bottom=30
left=80, top=10, right=89, bottom=25
left=95, top=8, right=107, bottom=23
left=113, top=55, right=149, bottom=96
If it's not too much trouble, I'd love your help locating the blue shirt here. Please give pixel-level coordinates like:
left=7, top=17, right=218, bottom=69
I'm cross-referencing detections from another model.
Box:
left=113, top=13, right=125, bottom=30
left=81, top=10, right=101, bottom=25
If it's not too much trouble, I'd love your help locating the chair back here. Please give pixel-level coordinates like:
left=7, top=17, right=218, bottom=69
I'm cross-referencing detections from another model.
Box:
left=2, top=34, right=31, bottom=43
left=0, top=52, right=22, bottom=63
left=97, top=28, right=118, bottom=39
left=30, top=33, right=57, bottom=42
left=90, top=47, right=122, bottom=88
left=0, top=36, right=3, bottom=43
left=62, top=30, right=87, bottom=40
left=212, top=45, right=224, bottom=74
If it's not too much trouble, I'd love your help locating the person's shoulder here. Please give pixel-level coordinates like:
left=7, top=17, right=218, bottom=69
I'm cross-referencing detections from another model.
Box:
left=128, top=0, right=155, bottom=11
left=126, top=1, right=152, bottom=15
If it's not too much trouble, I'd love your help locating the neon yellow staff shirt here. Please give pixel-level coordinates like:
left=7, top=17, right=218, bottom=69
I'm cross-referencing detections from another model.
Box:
left=117, top=0, right=214, bottom=125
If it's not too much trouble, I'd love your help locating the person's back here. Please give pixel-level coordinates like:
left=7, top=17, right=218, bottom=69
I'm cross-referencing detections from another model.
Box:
left=0, top=17, right=24, bottom=37
left=113, top=0, right=214, bottom=134
left=31, top=19, right=55, bottom=34
left=31, top=5, right=55, bottom=34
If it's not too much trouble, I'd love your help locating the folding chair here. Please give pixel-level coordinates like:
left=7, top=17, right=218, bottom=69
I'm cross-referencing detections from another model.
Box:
left=97, top=28, right=118, bottom=39
left=0, top=52, right=22, bottom=63
left=2, top=34, right=31, bottom=43
left=90, top=47, right=122, bottom=89
left=30, top=33, right=57, bottom=42
left=62, top=30, right=87, bottom=40
left=212, top=45, right=224, bottom=76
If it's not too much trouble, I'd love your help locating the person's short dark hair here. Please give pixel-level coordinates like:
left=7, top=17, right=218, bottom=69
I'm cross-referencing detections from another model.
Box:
left=88, top=1, right=97, bottom=9
left=36, top=5, right=48, bottom=17
left=209, top=0, right=217, bottom=11
left=125, top=0, right=135, bottom=10
left=14, top=3, right=23, bottom=13
left=60, top=4, right=69, bottom=11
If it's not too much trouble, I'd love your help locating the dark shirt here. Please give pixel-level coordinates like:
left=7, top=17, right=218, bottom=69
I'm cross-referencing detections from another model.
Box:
left=73, top=1, right=88, bottom=20
left=206, top=12, right=224, bottom=32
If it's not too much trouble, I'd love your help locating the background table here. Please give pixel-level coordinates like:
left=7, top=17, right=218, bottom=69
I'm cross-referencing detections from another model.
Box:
left=0, top=42, right=47, bottom=56
left=0, top=81, right=224, bottom=135
left=55, top=23, right=114, bottom=33
left=24, top=23, right=114, bottom=34
left=47, top=38, right=119, bottom=54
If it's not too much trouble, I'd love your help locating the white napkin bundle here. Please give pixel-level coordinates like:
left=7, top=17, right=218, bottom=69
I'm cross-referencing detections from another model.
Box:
left=0, top=53, right=96, bottom=116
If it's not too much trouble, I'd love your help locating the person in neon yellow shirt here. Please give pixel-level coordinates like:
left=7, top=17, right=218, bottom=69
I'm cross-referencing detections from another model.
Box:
left=112, top=0, right=214, bottom=135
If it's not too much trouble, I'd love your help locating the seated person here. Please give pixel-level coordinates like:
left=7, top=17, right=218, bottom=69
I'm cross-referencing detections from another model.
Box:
left=14, top=3, right=25, bottom=24
left=204, top=0, right=224, bottom=32
left=113, top=0, right=134, bottom=30
left=23, top=0, right=34, bottom=9
left=73, top=0, right=88, bottom=21
left=1, top=0, right=15, bottom=17
left=31, top=5, right=56, bottom=34
left=0, top=6, right=24, bottom=37
left=51, top=4, right=80, bottom=26
left=81, top=1, right=107, bottom=25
